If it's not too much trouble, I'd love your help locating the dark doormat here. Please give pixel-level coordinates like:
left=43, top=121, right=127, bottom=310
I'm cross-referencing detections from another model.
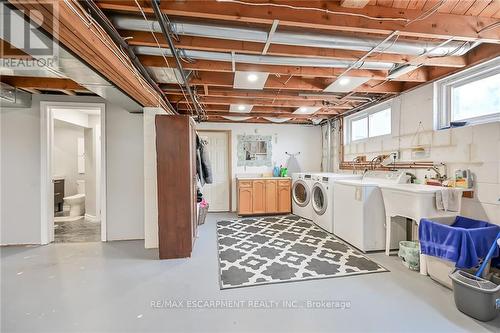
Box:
left=216, top=215, right=388, bottom=289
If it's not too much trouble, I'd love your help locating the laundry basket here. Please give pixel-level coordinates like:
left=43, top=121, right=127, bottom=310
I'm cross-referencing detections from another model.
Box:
left=198, top=202, right=209, bottom=225
left=450, top=270, right=500, bottom=322
left=398, top=241, right=420, bottom=271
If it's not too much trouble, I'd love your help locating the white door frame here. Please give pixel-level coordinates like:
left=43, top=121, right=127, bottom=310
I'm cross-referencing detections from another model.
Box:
left=40, top=101, right=107, bottom=244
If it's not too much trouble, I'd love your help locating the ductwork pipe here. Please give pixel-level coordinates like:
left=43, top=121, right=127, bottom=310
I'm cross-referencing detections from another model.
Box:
left=134, top=46, right=395, bottom=70
left=113, top=15, right=479, bottom=57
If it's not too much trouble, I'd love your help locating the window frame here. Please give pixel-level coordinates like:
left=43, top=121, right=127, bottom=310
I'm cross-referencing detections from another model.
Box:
left=435, top=57, right=500, bottom=130
left=344, top=101, right=392, bottom=144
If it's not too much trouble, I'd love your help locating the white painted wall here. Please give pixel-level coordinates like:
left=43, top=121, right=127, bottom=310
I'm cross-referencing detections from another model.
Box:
left=1, top=106, right=42, bottom=245
left=0, top=95, right=144, bottom=245
left=196, top=122, right=322, bottom=211
left=143, top=107, right=166, bottom=249
left=336, top=83, right=500, bottom=225
left=53, top=120, right=84, bottom=197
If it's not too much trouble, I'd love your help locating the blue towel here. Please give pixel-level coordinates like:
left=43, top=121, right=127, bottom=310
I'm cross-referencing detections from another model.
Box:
left=419, top=216, right=500, bottom=269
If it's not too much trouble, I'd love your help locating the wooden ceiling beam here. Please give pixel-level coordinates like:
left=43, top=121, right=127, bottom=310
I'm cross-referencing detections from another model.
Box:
left=0, top=39, right=32, bottom=60
left=9, top=0, right=170, bottom=110
left=0, top=75, right=85, bottom=90
left=141, top=55, right=398, bottom=80
left=172, top=96, right=355, bottom=108
left=165, top=88, right=349, bottom=101
left=185, top=72, right=404, bottom=93
left=123, top=31, right=467, bottom=68
left=199, top=111, right=328, bottom=119
left=97, top=1, right=500, bottom=42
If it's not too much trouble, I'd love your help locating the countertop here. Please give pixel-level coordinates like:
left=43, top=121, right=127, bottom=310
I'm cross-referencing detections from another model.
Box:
left=237, top=177, right=291, bottom=180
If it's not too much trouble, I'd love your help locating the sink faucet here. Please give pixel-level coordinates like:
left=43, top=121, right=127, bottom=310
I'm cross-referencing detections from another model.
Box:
left=427, top=166, right=446, bottom=182
left=406, top=172, right=417, bottom=184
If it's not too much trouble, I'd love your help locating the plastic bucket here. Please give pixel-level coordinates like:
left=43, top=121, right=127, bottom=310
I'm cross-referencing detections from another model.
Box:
left=450, top=270, right=500, bottom=322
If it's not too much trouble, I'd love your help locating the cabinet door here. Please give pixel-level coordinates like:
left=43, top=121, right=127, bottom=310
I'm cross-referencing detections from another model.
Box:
left=265, top=180, right=278, bottom=213
left=252, top=180, right=266, bottom=214
left=278, top=184, right=291, bottom=213
left=238, top=186, right=253, bottom=215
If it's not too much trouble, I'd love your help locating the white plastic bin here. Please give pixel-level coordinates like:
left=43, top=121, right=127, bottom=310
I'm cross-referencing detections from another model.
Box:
left=420, top=216, right=492, bottom=289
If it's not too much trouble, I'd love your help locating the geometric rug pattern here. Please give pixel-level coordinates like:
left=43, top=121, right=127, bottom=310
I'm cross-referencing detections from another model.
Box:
left=217, top=215, right=388, bottom=289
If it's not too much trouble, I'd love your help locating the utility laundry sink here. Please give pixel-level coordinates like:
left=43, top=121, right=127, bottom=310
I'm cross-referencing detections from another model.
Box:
left=379, top=184, right=463, bottom=223
left=379, top=183, right=463, bottom=275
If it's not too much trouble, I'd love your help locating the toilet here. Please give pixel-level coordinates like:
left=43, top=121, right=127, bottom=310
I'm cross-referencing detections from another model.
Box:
left=63, top=180, right=85, bottom=217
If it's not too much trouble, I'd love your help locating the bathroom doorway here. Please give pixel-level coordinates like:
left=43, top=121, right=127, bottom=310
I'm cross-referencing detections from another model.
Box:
left=41, top=102, right=106, bottom=244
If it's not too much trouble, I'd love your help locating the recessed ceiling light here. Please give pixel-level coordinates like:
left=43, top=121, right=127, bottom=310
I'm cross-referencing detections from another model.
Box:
left=323, top=76, right=371, bottom=93
left=247, top=73, right=258, bottom=82
left=234, top=71, right=269, bottom=90
left=293, top=106, right=321, bottom=114
left=229, top=104, right=253, bottom=113
left=339, top=77, right=351, bottom=86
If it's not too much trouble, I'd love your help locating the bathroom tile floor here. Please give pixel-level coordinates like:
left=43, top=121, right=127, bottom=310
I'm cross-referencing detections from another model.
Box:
left=54, top=217, right=100, bottom=243
left=2, top=213, right=499, bottom=332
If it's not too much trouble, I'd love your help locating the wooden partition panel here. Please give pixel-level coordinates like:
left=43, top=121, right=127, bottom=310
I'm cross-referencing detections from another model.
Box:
left=156, top=115, right=197, bottom=259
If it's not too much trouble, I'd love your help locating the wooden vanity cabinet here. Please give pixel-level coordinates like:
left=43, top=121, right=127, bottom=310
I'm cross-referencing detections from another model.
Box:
left=237, top=178, right=291, bottom=216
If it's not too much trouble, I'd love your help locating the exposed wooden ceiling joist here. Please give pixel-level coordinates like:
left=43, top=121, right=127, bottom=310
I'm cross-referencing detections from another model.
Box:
left=1, top=75, right=85, bottom=91
left=96, top=0, right=500, bottom=43
left=8, top=0, right=170, bottom=110
left=184, top=72, right=406, bottom=93
left=123, top=30, right=468, bottom=68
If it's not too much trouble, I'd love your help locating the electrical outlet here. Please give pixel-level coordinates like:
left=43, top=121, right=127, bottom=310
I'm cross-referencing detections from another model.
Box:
left=388, top=151, right=400, bottom=161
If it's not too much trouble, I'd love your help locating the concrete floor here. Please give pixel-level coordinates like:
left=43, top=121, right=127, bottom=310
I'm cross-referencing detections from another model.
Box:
left=1, top=213, right=499, bottom=333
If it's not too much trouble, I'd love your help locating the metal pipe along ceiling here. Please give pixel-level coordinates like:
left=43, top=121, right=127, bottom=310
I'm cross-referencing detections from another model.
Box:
left=134, top=46, right=395, bottom=70
left=112, top=15, right=478, bottom=57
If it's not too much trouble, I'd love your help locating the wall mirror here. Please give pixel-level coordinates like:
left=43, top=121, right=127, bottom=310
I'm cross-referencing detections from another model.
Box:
left=237, top=135, right=272, bottom=166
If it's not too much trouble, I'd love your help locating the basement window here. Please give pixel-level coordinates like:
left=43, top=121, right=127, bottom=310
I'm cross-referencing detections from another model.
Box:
left=436, top=58, right=500, bottom=129
left=346, top=104, right=392, bottom=143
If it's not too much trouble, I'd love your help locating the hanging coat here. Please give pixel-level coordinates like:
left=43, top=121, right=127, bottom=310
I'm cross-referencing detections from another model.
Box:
left=196, top=135, right=213, bottom=186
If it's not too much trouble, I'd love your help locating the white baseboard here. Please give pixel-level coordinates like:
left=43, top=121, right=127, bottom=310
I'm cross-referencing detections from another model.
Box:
left=85, top=214, right=98, bottom=222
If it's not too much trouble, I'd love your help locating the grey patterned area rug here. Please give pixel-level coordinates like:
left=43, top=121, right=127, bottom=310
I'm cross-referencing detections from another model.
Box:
left=216, top=215, right=388, bottom=289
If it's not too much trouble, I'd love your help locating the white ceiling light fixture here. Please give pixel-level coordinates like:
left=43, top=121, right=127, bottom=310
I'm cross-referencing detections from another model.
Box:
left=338, top=77, right=351, bottom=86
left=233, top=71, right=269, bottom=90
left=293, top=106, right=322, bottom=114
left=323, top=76, right=371, bottom=93
left=222, top=116, right=253, bottom=121
left=263, top=117, right=292, bottom=123
left=229, top=104, right=253, bottom=113
left=247, top=73, right=258, bottom=82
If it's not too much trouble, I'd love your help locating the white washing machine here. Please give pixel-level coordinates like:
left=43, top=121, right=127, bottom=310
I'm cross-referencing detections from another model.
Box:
left=333, top=171, right=408, bottom=252
left=291, top=172, right=315, bottom=220
left=310, top=173, right=361, bottom=233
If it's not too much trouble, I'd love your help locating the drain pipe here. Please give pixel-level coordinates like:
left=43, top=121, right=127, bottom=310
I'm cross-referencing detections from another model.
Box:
left=151, top=0, right=203, bottom=119
left=327, top=120, right=332, bottom=172
left=81, top=0, right=177, bottom=114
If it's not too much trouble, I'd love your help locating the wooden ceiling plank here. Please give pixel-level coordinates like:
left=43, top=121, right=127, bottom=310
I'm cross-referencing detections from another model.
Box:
left=466, top=0, right=493, bottom=16
left=96, top=0, right=500, bottom=42
left=450, top=1, right=476, bottom=15
left=477, top=0, right=500, bottom=17
left=392, top=0, right=411, bottom=9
